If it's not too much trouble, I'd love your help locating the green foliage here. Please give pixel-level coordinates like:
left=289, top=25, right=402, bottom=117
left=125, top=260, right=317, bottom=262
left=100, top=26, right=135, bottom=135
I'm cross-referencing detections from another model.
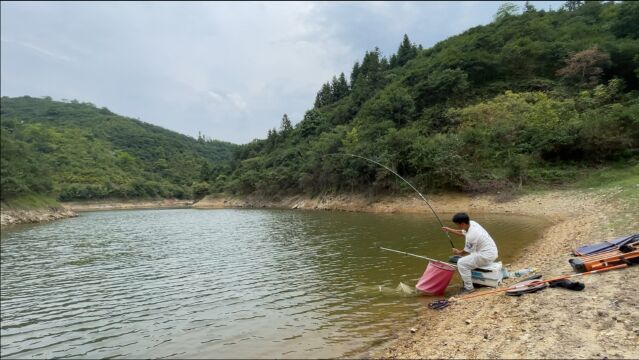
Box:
left=494, top=2, right=521, bottom=22
left=408, top=133, right=469, bottom=190
left=0, top=123, right=53, bottom=199
left=3, top=2, right=638, bottom=201
left=390, top=34, right=419, bottom=67
left=356, top=83, right=415, bottom=128
left=315, top=73, right=350, bottom=108
left=609, top=1, right=639, bottom=39
left=1, top=194, right=60, bottom=211
left=556, top=46, right=611, bottom=88
left=411, top=68, right=469, bottom=110
left=218, top=2, right=638, bottom=196
left=573, top=162, right=639, bottom=192
left=1, top=96, right=237, bottom=201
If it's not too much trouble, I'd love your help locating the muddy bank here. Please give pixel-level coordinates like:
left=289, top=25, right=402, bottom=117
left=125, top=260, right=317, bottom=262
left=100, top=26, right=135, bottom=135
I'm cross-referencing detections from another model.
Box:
left=1, top=207, right=77, bottom=227
left=62, top=198, right=193, bottom=212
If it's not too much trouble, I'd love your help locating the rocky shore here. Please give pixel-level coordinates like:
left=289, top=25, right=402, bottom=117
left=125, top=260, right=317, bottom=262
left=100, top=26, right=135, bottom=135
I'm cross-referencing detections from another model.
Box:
left=198, top=189, right=638, bottom=359
left=1, top=207, right=78, bottom=227
left=62, top=198, right=193, bottom=212
left=364, top=188, right=638, bottom=359
left=2, top=188, right=636, bottom=359
left=1, top=198, right=193, bottom=227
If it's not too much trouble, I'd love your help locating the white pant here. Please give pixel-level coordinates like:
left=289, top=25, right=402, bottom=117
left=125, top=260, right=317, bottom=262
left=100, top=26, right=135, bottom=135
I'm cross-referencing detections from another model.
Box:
left=458, top=252, right=497, bottom=290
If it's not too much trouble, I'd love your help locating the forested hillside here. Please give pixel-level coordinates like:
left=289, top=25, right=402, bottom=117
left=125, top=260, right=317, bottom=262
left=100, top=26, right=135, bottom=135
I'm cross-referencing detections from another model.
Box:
left=208, top=1, right=638, bottom=196
left=1, top=1, right=638, bottom=203
left=1, top=96, right=237, bottom=201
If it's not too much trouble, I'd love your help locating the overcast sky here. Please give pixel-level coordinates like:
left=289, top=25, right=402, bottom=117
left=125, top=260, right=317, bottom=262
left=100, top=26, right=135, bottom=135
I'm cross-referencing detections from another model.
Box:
left=1, top=1, right=559, bottom=144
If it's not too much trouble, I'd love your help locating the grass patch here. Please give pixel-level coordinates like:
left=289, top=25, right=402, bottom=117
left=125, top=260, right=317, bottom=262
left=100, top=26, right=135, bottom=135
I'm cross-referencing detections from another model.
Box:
left=573, top=162, right=639, bottom=201
left=1, top=194, right=61, bottom=211
left=572, top=162, right=639, bottom=233
left=571, top=162, right=639, bottom=189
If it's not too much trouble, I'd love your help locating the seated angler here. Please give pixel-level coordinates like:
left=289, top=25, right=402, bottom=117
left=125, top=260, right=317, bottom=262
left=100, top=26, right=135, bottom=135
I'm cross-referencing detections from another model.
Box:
left=442, top=212, right=499, bottom=295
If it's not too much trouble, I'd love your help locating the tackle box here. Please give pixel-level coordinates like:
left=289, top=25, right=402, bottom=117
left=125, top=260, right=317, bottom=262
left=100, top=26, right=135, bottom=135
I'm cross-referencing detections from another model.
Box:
left=471, top=261, right=504, bottom=287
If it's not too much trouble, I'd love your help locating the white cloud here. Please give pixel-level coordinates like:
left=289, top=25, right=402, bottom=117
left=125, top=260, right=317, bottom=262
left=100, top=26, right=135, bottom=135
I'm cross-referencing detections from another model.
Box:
left=227, top=93, right=247, bottom=111
left=1, top=1, right=560, bottom=144
left=208, top=90, right=224, bottom=103
left=2, top=38, right=75, bottom=62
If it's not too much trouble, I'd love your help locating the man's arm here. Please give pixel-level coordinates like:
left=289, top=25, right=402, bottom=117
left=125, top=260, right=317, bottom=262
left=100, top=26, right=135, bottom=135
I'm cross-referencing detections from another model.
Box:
left=452, top=248, right=468, bottom=256
left=442, top=227, right=465, bottom=237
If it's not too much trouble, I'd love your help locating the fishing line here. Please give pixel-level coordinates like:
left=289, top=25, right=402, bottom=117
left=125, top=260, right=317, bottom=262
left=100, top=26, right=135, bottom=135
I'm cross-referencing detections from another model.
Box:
left=323, top=153, right=455, bottom=248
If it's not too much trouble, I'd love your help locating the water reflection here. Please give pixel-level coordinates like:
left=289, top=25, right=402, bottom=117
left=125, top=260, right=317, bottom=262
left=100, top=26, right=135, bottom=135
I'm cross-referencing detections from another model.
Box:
left=1, top=209, right=549, bottom=358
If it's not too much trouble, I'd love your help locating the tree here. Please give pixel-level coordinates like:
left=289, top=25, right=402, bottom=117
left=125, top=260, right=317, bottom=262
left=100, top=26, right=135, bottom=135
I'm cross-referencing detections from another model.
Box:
left=494, top=2, right=520, bottom=21
left=556, top=46, right=611, bottom=87
left=562, top=1, right=583, bottom=12
left=523, top=1, right=536, bottom=13
left=350, top=61, right=361, bottom=86
left=332, top=73, right=349, bottom=100
left=414, top=68, right=469, bottom=109
left=299, top=109, right=325, bottom=138
left=314, top=82, right=332, bottom=108
left=393, top=34, right=418, bottom=67
left=610, top=1, right=639, bottom=39
left=359, top=48, right=384, bottom=81
left=351, top=48, right=386, bottom=106
left=358, top=84, right=415, bottom=128
left=279, top=113, right=293, bottom=136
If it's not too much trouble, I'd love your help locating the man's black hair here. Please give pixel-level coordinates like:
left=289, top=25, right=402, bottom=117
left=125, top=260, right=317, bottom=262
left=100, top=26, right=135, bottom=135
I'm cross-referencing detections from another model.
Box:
left=452, top=212, right=470, bottom=225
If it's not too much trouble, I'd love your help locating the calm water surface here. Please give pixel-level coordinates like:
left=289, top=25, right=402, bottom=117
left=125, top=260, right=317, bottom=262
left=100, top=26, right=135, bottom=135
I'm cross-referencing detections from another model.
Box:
left=1, top=209, right=550, bottom=358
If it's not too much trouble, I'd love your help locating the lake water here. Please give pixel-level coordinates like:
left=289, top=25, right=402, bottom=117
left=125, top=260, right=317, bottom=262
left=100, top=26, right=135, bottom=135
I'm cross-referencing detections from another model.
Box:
left=1, top=208, right=550, bottom=358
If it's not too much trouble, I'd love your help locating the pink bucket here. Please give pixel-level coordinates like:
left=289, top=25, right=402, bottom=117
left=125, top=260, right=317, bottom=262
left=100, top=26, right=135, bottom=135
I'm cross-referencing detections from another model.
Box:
left=415, top=261, right=456, bottom=295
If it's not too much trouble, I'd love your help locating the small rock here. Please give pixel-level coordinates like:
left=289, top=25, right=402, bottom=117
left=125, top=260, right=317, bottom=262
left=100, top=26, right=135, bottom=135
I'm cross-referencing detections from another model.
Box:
left=410, top=327, right=417, bottom=333
left=465, top=319, right=472, bottom=325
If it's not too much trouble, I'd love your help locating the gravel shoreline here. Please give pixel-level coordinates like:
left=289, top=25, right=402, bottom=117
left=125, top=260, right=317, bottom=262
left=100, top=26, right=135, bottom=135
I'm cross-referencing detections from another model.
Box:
left=0, top=207, right=77, bottom=227
left=365, top=189, right=639, bottom=359
left=196, top=189, right=638, bottom=359
left=3, top=189, right=636, bottom=359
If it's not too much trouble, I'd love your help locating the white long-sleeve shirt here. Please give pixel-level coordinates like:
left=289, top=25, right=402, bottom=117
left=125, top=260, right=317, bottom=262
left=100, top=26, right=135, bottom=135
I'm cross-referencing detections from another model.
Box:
left=462, top=220, right=498, bottom=258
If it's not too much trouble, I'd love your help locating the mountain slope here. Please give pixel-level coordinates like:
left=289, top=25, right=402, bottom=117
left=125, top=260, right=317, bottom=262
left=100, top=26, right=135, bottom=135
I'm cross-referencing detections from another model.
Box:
left=212, top=1, right=639, bottom=196
left=1, top=96, right=238, bottom=200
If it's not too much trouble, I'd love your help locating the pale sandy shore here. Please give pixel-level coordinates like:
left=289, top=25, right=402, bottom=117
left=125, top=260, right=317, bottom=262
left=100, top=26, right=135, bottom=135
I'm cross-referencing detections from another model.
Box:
left=359, top=190, right=638, bottom=360
left=197, top=189, right=638, bottom=359
left=0, top=207, right=77, bottom=227
left=62, top=198, right=193, bottom=212
left=1, top=199, right=192, bottom=227
left=3, top=188, right=637, bottom=359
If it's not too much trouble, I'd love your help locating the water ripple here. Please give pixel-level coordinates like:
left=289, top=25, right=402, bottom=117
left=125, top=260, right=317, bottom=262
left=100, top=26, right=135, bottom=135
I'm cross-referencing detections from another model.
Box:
left=1, top=209, right=549, bottom=358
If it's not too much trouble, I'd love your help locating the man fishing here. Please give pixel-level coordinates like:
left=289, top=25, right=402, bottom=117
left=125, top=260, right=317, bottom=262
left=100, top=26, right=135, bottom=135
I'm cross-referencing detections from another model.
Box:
left=441, top=213, right=498, bottom=295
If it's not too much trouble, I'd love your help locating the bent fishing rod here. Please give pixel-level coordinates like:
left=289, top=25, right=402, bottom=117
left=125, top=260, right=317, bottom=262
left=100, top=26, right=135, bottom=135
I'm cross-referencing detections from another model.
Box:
left=324, top=153, right=455, bottom=248
left=379, top=246, right=457, bottom=267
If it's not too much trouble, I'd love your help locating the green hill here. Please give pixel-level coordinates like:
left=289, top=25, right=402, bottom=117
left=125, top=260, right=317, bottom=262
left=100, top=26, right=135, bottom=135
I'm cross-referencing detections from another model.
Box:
left=2, top=1, right=638, bottom=203
left=210, top=1, right=639, bottom=196
left=1, top=96, right=238, bottom=201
